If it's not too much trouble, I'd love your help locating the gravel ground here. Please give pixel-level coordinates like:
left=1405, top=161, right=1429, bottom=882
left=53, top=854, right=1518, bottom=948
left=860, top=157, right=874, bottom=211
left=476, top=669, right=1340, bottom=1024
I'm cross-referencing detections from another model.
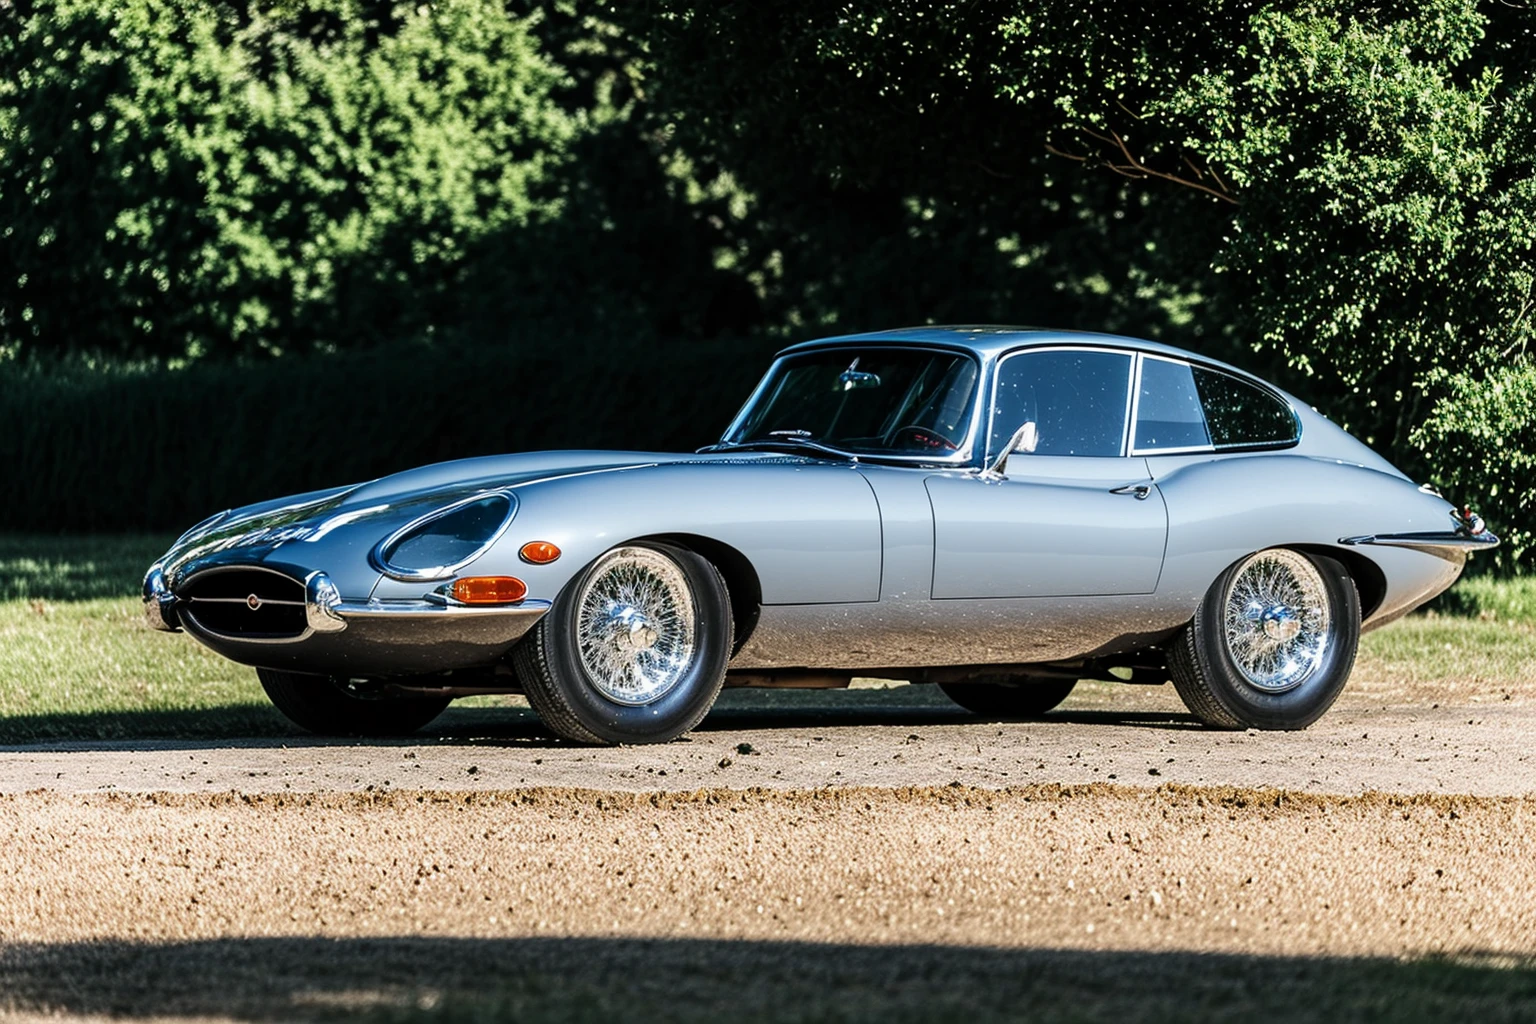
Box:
left=4, top=675, right=1535, bottom=1022
left=2, top=682, right=1532, bottom=798
left=2, top=784, right=1535, bottom=1021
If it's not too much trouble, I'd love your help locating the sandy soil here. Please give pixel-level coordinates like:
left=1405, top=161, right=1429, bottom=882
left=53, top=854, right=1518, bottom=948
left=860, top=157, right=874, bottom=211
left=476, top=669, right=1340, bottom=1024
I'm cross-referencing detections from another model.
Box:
left=4, top=665, right=1535, bottom=1022
left=2, top=684, right=1532, bottom=799
left=2, top=784, right=1535, bottom=1021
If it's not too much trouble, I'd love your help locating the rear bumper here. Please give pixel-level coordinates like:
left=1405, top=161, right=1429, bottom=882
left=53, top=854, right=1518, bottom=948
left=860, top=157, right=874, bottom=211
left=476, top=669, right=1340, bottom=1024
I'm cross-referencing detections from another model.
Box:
left=144, top=567, right=550, bottom=676
left=1340, top=529, right=1500, bottom=559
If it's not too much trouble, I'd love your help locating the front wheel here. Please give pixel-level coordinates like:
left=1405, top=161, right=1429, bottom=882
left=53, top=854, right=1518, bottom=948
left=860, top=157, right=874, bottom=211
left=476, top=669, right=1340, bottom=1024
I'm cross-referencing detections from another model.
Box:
left=256, top=668, right=451, bottom=736
left=1169, top=548, right=1359, bottom=730
left=939, top=676, right=1077, bottom=718
left=513, top=542, right=733, bottom=745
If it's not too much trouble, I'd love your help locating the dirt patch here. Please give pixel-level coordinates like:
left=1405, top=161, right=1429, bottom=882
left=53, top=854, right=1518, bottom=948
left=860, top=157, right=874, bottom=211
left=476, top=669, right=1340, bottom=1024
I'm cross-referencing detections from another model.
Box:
left=4, top=783, right=1535, bottom=1021
left=3, top=784, right=1532, bottom=954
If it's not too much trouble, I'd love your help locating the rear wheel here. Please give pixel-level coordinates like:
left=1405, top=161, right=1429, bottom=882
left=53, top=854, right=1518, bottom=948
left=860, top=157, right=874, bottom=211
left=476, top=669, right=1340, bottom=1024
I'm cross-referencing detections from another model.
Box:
left=256, top=668, right=450, bottom=736
left=1169, top=548, right=1359, bottom=730
left=513, top=542, right=732, bottom=745
left=939, top=676, right=1077, bottom=718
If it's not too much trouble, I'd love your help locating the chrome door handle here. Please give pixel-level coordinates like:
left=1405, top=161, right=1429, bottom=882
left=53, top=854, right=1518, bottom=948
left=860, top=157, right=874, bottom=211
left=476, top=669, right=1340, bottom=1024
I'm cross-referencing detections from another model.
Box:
left=1111, top=483, right=1152, bottom=500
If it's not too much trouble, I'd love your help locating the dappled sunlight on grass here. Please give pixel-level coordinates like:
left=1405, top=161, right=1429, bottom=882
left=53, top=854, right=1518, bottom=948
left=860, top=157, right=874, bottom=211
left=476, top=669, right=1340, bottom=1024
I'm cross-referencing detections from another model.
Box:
left=0, top=534, right=171, bottom=602
left=0, top=597, right=282, bottom=742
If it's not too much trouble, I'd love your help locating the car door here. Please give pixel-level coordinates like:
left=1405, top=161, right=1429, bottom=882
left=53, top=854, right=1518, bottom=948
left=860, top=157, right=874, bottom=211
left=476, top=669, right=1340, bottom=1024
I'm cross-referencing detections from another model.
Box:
left=926, top=347, right=1168, bottom=599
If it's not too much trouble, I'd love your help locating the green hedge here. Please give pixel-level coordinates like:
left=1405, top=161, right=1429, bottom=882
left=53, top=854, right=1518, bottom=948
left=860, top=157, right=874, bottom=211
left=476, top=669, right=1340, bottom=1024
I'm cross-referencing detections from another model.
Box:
left=0, top=335, right=776, bottom=533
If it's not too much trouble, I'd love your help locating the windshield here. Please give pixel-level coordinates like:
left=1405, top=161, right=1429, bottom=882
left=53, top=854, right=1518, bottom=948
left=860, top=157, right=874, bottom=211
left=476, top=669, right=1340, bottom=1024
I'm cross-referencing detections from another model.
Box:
left=725, top=347, right=979, bottom=457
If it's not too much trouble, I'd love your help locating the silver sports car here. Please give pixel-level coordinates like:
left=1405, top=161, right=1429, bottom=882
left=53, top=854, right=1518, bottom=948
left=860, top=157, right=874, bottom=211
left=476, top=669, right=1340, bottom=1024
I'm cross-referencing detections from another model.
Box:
left=144, top=326, right=1497, bottom=743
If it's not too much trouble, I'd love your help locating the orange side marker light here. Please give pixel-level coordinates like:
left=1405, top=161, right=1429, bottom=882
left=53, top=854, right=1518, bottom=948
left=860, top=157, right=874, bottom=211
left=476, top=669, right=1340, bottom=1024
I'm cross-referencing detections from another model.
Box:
left=519, top=541, right=561, bottom=564
left=449, top=576, right=527, bottom=605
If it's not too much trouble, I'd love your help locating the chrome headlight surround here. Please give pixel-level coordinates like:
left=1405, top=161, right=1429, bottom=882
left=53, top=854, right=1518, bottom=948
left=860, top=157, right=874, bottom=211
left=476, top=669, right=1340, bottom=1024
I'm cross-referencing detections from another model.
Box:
left=371, top=490, right=517, bottom=582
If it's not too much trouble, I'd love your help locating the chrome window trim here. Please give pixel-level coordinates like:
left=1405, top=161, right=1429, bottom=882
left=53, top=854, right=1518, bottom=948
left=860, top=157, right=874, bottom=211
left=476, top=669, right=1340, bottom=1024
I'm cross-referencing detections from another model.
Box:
left=1128, top=353, right=1303, bottom=457
left=718, top=343, right=987, bottom=466
left=370, top=489, right=518, bottom=583
left=985, top=345, right=1138, bottom=464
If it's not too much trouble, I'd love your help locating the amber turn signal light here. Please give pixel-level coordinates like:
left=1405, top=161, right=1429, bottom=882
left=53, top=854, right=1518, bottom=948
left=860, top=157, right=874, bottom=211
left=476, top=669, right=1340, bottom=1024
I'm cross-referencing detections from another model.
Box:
left=519, top=541, right=561, bottom=564
left=449, top=576, right=527, bottom=605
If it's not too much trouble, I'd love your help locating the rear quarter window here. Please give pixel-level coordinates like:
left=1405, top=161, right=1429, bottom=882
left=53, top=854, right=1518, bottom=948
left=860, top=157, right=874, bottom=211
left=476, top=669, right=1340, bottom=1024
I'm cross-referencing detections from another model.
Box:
left=1192, top=366, right=1298, bottom=448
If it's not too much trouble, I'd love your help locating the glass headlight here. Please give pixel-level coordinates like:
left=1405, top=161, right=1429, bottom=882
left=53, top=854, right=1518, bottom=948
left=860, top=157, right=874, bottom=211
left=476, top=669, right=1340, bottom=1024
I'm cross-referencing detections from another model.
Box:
left=374, top=492, right=516, bottom=581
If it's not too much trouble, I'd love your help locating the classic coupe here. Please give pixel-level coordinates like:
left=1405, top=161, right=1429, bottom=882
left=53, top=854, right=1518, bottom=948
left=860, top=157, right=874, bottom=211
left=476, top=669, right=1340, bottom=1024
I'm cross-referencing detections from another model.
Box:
left=144, top=327, right=1496, bottom=743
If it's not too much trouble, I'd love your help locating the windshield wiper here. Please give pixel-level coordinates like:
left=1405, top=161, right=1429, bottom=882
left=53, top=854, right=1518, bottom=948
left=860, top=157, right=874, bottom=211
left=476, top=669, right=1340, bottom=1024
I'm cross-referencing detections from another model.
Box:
left=697, top=437, right=855, bottom=461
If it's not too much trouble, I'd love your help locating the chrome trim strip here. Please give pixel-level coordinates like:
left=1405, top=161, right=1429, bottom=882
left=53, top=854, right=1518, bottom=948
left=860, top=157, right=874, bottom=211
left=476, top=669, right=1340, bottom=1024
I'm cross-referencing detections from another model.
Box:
left=371, top=489, right=518, bottom=583
left=333, top=597, right=552, bottom=623
left=1340, top=530, right=1500, bottom=552
left=188, top=597, right=305, bottom=606
left=1124, top=352, right=1143, bottom=458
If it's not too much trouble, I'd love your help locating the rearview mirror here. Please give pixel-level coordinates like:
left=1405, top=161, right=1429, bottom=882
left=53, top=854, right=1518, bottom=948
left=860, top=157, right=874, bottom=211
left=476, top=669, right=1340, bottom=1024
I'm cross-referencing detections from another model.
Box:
left=838, top=369, right=882, bottom=391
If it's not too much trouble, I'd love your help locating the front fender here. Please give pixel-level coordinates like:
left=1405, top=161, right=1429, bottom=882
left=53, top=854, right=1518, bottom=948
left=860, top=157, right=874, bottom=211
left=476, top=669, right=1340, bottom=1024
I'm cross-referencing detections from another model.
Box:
left=367, top=461, right=885, bottom=607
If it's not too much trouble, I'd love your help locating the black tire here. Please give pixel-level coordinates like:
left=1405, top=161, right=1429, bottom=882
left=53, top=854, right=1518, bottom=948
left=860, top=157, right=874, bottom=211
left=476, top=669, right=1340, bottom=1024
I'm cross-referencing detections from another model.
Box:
left=1169, top=548, right=1360, bottom=730
left=938, top=676, right=1078, bottom=718
left=256, top=668, right=450, bottom=737
left=513, top=541, right=733, bottom=745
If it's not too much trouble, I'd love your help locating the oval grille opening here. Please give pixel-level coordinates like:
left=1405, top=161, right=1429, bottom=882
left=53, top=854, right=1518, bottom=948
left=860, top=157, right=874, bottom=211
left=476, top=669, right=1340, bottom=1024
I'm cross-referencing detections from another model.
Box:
left=179, top=568, right=307, bottom=640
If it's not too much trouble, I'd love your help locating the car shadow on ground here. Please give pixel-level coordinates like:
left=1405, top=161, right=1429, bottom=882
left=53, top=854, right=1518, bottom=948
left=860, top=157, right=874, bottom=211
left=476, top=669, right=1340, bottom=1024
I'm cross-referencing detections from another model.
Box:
left=1, top=935, right=1531, bottom=1023
left=0, top=700, right=1204, bottom=754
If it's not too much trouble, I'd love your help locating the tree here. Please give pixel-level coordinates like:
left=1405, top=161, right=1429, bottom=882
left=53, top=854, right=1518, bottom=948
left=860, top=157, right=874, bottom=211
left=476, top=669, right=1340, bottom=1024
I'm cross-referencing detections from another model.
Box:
left=0, top=0, right=574, bottom=359
left=631, top=0, right=1536, bottom=565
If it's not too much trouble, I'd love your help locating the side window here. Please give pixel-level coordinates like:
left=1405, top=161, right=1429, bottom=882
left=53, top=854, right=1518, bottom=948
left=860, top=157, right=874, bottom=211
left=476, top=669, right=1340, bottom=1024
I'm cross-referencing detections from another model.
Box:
left=991, top=349, right=1133, bottom=457
left=1192, top=367, right=1298, bottom=448
left=1134, top=357, right=1211, bottom=451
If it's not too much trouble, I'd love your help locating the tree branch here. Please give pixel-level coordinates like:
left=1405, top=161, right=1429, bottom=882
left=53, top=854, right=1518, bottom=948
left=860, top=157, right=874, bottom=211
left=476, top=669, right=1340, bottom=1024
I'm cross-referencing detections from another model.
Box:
left=1049, top=126, right=1238, bottom=204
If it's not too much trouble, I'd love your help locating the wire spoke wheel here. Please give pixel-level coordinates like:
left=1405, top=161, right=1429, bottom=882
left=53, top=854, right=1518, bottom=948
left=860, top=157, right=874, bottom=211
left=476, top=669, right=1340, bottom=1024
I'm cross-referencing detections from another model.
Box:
left=515, top=541, right=732, bottom=745
left=1169, top=546, right=1359, bottom=731
left=1221, top=549, right=1332, bottom=694
left=574, top=546, right=698, bottom=706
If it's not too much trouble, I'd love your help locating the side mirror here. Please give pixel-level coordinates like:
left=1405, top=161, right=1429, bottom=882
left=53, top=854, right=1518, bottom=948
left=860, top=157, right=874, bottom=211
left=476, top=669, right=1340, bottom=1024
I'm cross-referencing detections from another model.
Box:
left=983, top=421, right=1037, bottom=479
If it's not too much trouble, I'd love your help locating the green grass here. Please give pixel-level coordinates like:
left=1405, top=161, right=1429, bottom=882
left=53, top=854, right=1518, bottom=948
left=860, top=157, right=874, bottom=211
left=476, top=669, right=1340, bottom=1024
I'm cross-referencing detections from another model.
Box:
left=0, top=533, right=176, bottom=602
left=0, top=534, right=1531, bottom=744
left=1426, top=572, right=1536, bottom=622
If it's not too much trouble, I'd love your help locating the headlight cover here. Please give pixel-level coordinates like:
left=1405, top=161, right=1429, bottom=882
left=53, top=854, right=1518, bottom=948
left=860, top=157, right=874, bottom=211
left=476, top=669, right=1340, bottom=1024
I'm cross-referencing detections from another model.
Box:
left=373, top=492, right=516, bottom=581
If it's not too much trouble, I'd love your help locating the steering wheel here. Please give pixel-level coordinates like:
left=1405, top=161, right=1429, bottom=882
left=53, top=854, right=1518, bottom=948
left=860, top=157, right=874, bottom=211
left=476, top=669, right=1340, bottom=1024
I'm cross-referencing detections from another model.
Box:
left=890, top=424, right=959, bottom=452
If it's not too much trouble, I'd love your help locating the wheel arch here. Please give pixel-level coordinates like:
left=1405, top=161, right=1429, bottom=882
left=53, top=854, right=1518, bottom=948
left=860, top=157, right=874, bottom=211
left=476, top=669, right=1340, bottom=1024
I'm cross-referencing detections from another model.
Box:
left=639, top=532, right=763, bottom=655
left=1290, top=543, right=1387, bottom=621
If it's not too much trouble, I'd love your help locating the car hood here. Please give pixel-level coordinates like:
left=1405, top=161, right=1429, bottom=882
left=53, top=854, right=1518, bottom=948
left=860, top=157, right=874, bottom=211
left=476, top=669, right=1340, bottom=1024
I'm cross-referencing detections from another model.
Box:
left=155, top=450, right=795, bottom=587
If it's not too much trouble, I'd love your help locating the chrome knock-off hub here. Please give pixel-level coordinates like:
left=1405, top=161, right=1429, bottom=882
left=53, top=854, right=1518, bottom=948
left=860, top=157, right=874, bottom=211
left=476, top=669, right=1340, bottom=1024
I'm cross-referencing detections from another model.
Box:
left=1260, top=605, right=1301, bottom=643
left=611, top=607, right=660, bottom=652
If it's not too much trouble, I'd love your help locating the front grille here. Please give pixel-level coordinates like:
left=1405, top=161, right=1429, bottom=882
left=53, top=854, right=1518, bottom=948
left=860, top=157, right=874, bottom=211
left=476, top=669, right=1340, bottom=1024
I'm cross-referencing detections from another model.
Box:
left=179, top=567, right=307, bottom=640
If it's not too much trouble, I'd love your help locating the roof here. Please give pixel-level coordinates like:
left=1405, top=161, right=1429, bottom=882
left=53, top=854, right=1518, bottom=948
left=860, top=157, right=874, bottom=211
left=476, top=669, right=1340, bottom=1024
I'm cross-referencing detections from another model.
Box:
left=777, top=325, right=1258, bottom=381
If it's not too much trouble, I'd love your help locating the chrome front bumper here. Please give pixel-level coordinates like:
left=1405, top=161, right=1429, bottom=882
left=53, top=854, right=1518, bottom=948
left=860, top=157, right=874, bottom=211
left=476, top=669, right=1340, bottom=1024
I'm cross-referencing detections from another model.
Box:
left=144, top=567, right=551, bottom=676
